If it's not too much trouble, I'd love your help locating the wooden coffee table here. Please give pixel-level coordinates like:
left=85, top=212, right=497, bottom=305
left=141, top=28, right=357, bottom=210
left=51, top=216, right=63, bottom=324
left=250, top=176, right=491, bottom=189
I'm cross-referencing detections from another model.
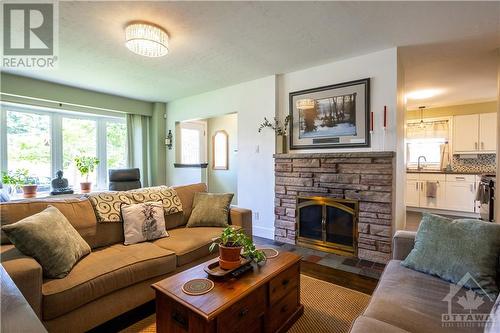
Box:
left=152, top=251, right=303, bottom=333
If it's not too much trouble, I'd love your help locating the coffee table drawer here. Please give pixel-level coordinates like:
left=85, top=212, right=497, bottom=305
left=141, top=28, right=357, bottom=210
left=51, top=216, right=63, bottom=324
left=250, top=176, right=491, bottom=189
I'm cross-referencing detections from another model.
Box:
left=267, top=287, right=299, bottom=333
left=218, top=285, right=266, bottom=332
left=269, top=263, right=299, bottom=304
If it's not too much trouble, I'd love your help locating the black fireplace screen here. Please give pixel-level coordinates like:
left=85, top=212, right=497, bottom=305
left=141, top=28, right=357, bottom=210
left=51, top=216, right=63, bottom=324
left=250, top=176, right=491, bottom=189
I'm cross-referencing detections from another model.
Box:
left=297, top=197, right=358, bottom=255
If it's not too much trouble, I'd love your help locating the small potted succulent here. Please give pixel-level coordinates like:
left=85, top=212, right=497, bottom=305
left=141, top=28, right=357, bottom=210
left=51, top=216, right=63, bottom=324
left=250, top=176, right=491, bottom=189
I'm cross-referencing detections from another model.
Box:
left=1, top=169, right=38, bottom=198
left=209, top=227, right=266, bottom=270
left=74, top=156, right=99, bottom=193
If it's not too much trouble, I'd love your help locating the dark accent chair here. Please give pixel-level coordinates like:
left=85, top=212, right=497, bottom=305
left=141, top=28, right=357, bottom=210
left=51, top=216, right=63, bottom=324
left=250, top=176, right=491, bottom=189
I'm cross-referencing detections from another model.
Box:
left=108, top=168, right=141, bottom=191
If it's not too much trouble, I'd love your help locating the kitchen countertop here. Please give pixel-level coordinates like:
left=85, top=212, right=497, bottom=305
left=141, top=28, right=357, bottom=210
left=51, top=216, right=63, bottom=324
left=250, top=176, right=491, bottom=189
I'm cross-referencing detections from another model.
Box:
left=406, top=170, right=496, bottom=175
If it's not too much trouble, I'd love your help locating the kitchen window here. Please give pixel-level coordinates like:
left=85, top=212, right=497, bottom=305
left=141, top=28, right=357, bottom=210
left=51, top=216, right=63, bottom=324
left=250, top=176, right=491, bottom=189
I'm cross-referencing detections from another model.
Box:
left=0, top=103, right=128, bottom=193
left=406, top=119, right=450, bottom=170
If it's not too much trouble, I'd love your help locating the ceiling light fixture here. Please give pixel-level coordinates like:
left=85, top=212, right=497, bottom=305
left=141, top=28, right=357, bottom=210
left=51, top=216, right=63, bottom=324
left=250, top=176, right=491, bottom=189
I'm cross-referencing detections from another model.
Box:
left=125, top=22, right=169, bottom=57
left=405, top=89, right=443, bottom=100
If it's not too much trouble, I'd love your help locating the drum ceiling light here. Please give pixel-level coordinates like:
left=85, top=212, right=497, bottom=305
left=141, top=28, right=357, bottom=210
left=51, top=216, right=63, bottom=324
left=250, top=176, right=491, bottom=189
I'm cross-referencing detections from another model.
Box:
left=125, top=22, right=169, bottom=57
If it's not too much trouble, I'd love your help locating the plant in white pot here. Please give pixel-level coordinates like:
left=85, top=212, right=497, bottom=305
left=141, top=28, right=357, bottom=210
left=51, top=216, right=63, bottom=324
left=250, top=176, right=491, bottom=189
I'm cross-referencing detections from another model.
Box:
left=258, top=115, right=291, bottom=154
left=1, top=169, right=38, bottom=198
left=74, top=156, right=99, bottom=193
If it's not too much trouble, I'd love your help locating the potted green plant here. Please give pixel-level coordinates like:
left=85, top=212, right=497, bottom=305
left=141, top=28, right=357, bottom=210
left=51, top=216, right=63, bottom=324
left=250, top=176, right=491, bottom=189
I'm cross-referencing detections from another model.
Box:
left=74, top=156, right=100, bottom=193
left=1, top=169, right=38, bottom=198
left=258, top=115, right=290, bottom=154
left=209, top=227, right=266, bottom=270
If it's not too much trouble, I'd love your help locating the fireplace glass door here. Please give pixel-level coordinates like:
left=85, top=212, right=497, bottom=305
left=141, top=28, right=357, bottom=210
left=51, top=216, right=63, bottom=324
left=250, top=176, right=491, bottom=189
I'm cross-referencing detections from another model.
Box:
left=297, top=197, right=358, bottom=256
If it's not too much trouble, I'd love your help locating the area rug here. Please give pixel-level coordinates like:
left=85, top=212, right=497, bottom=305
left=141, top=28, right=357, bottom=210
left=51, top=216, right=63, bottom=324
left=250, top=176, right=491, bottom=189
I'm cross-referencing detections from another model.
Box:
left=120, top=274, right=370, bottom=333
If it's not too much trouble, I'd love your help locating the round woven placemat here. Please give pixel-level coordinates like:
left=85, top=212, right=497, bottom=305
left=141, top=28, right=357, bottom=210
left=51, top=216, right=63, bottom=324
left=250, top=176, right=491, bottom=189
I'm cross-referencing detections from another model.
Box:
left=182, top=278, right=214, bottom=296
left=260, top=248, right=279, bottom=259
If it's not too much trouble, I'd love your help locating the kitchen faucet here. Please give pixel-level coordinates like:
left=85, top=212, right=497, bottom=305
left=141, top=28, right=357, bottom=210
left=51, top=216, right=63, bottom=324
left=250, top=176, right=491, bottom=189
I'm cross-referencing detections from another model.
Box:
left=417, top=156, right=427, bottom=171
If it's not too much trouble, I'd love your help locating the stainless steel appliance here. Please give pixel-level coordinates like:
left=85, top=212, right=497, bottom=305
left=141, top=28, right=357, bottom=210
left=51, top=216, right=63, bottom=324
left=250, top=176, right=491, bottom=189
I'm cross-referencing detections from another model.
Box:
left=477, top=175, right=496, bottom=222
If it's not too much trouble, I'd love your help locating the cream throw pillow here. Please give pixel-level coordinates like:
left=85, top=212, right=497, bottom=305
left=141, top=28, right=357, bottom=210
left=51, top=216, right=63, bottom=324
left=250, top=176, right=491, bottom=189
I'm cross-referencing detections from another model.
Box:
left=121, top=202, right=168, bottom=245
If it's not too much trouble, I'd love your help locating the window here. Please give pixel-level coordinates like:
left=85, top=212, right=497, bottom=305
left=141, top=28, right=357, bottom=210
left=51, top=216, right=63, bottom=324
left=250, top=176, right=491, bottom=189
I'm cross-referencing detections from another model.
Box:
left=1, top=103, right=128, bottom=193
left=107, top=122, right=128, bottom=169
left=212, top=130, right=228, bottom=170
left=5, top=110, right=52, bottom=192
left=406, top=119, right=450, bottom=169
left=63, top=117, right=97, bottom=187
left=176, top=121, right=207, bottom=165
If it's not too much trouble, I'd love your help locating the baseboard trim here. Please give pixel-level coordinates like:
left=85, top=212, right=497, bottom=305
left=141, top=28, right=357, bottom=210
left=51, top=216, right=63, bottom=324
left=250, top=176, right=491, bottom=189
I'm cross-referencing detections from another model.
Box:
left=253, top=226, right=274, bottom=240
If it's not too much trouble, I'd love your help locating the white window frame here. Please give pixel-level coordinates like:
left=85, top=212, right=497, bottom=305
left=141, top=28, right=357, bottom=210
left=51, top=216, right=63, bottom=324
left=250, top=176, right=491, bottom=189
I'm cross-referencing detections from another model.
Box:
left=405, top=116, right=453, bottom=170
left=0, top=102, right=127, bottom=191
left=176, top=120, right=207, bottom=165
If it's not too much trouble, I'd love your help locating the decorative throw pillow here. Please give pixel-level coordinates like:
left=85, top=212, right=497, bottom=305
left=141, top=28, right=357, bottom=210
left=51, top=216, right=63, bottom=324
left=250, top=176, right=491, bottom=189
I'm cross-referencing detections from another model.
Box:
left=87, top=192, right=133, bottom=222
left=121, top=202, right=168, bottom=245
left=402, top=213, right=500, bottom=296
left=186, top=193, right=234, bottom=228
left=127, top=186, right=183, bottom=215
left=1, top=206, right=91, bottom=278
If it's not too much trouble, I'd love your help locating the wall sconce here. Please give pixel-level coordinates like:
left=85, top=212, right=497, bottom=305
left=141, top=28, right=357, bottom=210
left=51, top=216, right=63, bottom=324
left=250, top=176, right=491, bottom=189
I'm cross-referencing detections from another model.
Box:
left=165, top=130, right=173, bottom=150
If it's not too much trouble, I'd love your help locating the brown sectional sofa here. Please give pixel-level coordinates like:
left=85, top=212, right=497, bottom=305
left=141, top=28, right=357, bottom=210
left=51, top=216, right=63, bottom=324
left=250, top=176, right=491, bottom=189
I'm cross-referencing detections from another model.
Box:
left=350, top=230, right=499, bottom=333
left=0, top=183, right=252, bottom=332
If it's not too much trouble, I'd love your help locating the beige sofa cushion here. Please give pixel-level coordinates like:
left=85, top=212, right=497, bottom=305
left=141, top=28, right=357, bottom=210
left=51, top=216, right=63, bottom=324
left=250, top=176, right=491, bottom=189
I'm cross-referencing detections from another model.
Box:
left=42, top=242, right=176, bottom=320
left=173, top=183, right=207, bottom=224
left=363, top=261, right=495, bottom=333
left=351, top=316, right=410, bottom=333
left=0, top=198, right=97, bottom=245
left=153, top=226, right=239, bottom=267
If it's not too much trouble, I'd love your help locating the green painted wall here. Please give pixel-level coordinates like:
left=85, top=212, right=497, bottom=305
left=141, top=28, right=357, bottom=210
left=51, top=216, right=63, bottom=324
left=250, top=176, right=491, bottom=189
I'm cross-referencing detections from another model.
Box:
left=1, top=73, right=154, bottom=116
left=407, top=101, right=497, bottom=120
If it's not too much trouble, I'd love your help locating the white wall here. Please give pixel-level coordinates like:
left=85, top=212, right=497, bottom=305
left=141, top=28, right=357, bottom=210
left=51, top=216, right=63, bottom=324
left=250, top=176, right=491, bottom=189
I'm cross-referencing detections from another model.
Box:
left=207, top=113, right=238, bottom=204
left=166, top=76, right=277, bottom=239
left=277, top=48, right=399, bottom=152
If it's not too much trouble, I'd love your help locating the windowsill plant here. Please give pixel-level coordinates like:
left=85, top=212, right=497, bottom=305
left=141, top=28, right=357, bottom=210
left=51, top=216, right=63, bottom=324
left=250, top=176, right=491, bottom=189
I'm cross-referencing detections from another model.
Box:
left=74, top=156, right=100, bottom=193
left=1, top=169, right=38, bottom=198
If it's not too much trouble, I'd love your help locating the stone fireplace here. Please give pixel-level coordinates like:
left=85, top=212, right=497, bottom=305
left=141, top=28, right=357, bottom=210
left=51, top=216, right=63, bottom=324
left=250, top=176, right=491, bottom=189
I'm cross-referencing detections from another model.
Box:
left=274, top=152, right=394, bottom=263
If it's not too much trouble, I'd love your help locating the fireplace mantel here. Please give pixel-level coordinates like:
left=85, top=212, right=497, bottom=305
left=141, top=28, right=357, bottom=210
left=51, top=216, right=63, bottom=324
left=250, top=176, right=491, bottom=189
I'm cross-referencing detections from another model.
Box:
left=273, top=151, right=395, bottom=263
left=274, top=151, right=395, bottom=159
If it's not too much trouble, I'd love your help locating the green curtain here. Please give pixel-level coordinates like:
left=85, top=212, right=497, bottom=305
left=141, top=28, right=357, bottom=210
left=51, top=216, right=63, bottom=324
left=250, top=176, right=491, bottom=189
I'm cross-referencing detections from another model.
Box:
left=127, top=114, right=151, bottom=187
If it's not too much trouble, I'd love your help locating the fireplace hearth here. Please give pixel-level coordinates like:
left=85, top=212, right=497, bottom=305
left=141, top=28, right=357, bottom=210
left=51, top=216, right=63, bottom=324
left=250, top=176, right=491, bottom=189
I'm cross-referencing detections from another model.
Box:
left=297, top=196, right=358, bottom=256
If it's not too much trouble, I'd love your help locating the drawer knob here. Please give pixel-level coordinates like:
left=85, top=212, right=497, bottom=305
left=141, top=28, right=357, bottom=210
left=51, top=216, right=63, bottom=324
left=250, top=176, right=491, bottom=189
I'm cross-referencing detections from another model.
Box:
left=282, top=279, right=290, bottom=286
left=239, top=308, right=249, bottom=317
left=281, top=305, right=289, bottom=313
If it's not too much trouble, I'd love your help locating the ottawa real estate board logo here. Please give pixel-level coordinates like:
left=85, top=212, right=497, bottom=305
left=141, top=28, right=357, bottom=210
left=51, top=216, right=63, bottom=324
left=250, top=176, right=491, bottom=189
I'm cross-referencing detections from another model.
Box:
left=2, top=1, right=58, bottom=69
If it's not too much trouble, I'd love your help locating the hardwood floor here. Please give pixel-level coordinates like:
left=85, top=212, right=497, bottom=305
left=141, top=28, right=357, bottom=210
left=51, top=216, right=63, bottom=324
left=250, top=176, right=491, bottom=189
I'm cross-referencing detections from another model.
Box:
left=300, top=261, right=377, bottom=295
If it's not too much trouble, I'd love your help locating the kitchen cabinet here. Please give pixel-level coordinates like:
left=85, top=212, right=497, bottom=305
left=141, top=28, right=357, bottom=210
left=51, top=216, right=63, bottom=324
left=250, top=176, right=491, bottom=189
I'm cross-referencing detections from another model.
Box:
left=406, top=173, right=478, bottom=213
left=479, top=113, right=497, bottom=152
left=406, top=174, right=445, bottom=209
left=453, top=113, right=497, bottom=154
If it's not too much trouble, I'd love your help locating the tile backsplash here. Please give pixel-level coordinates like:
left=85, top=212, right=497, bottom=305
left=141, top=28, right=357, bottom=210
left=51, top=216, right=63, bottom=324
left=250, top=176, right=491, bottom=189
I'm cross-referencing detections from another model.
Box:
left=452, top=154, right=496, bottom=173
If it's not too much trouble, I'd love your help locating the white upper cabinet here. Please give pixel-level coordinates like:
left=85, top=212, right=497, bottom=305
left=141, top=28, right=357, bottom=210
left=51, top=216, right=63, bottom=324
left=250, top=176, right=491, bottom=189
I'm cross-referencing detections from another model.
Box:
left=453, top=114, right=479, bottom=153
left=453, top=113, right=497, bottom=154
left=479, top=113, right=497, bottom=152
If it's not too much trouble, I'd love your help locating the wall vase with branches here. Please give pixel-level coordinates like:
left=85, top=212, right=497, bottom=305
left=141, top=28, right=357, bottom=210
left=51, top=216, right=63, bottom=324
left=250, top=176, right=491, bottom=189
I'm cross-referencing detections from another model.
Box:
left=258, top=115, right=291, bottom=154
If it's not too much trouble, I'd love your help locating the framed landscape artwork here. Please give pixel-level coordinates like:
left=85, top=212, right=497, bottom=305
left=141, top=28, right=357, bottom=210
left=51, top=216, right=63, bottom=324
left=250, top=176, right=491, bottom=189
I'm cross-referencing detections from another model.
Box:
left=289, top=78, right=370, bottom=149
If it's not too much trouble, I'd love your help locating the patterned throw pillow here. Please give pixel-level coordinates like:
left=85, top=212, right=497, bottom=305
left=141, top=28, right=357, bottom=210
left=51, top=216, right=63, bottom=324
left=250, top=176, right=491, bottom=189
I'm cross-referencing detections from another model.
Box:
left=127, top=186, right=183, bottom=215
left=121, top=202, right=168, bottom=245
left=87, top=192, right=133, bottom=223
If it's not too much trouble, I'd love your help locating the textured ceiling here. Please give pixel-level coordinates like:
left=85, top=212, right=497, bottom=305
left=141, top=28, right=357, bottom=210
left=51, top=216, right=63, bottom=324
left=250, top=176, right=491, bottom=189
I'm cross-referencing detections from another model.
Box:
left=3, top=1, right=499, bottom=106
